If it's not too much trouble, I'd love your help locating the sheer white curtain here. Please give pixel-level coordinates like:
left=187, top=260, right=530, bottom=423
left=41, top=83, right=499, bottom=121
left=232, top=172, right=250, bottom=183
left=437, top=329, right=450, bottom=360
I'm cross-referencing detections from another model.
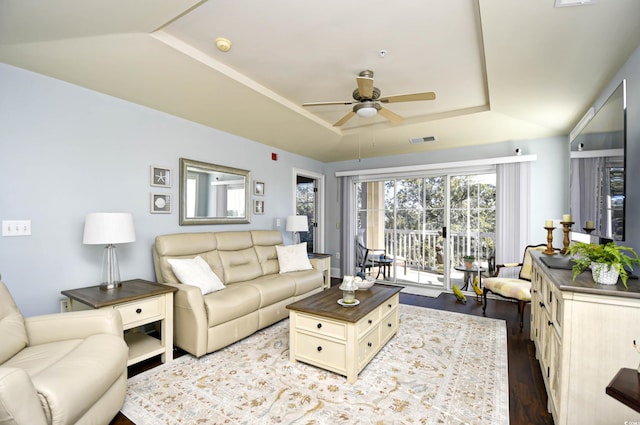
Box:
left=340, top=176, right=357, bottom=276
left=495, top=162, right=530, bottom=264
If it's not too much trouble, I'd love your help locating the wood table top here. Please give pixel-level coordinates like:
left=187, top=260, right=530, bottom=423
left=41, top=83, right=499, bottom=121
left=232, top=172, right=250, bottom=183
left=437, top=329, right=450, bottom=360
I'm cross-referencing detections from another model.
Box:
left=61, top=279, right=177, bottom=309
left=286, top=283, right=402, bottom=323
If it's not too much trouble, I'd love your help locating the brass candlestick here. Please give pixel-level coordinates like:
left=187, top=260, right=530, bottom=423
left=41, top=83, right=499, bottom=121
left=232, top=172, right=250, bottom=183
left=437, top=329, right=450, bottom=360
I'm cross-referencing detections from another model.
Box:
left=543, top=227, right=557, bottom=255
left=560, top=221, right=574, bottom=255
left=583, top=227, right=595, bottom=235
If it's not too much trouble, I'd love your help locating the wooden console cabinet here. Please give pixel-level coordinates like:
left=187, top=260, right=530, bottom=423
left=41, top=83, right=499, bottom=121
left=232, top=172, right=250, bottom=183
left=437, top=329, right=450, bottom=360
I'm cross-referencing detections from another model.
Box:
left=530, top=252, right=640, bottom=424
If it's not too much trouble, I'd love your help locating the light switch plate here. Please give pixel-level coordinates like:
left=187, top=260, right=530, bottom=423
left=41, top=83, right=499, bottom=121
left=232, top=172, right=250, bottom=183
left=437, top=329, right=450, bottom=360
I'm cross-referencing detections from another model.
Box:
left=2, top=220, right=31, bottom=236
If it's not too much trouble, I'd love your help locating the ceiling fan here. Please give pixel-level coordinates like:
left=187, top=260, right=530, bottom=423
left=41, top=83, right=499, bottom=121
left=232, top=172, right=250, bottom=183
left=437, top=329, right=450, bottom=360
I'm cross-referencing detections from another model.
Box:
left=302, top=70, right=436, bottom=127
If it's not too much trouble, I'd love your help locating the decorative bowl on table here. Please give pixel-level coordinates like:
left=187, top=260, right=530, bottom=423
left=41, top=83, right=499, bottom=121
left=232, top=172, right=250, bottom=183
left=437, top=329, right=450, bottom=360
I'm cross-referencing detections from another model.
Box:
left=354, top=276, right=375, bottom=290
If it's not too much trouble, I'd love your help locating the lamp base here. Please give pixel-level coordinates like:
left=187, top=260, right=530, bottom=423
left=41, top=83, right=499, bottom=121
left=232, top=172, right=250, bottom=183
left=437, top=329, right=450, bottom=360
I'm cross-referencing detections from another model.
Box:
left=100, top=244, right=122, bottom=289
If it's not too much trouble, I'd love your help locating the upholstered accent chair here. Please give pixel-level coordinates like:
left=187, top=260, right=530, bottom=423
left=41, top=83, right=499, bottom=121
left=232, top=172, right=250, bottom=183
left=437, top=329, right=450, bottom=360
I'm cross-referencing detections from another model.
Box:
left=482, top=244, right=548, bottom=330
left=0, top=281, right=128, bottom=425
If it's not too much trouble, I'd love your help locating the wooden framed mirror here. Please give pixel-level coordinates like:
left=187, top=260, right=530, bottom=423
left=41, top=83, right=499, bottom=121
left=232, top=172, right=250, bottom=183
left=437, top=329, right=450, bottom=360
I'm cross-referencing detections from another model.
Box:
left=179, top=158, right=251, bottom=225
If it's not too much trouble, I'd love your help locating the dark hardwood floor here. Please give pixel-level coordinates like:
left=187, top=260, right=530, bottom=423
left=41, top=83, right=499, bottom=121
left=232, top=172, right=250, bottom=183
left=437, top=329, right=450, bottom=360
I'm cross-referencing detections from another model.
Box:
left=111, top=284, right=554, bottom=425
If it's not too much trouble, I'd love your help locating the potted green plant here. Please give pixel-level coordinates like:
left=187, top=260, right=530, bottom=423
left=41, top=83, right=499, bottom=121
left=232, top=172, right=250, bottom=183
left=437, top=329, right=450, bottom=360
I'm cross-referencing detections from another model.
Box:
left=566, top=241, right=640, bottom=287
left=462, top=255, right=475, bottom=270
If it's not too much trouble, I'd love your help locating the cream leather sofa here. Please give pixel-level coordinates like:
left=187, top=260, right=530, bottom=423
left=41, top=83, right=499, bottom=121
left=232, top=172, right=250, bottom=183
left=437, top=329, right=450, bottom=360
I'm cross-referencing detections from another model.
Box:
left=153, top=230, right=325, bottom=357
left=0, top=281, right=128, bottom=425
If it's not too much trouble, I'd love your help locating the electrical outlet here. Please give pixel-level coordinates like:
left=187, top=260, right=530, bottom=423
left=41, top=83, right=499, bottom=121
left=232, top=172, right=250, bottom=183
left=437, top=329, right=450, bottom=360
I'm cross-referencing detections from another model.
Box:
left=59, top=299, right=69, bottom=312
left=2, top=220, right=31, bottom=236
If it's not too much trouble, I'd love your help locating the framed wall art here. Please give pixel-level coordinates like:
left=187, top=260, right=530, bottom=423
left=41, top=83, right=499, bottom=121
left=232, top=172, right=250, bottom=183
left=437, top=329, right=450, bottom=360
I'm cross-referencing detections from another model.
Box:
left=151, top=166, right=172, bottom=188
left=151, top=193, right=171, bottom=214
left=254, top=200, right=264, bottom=215
left=254, top=181, right=265, bottom=196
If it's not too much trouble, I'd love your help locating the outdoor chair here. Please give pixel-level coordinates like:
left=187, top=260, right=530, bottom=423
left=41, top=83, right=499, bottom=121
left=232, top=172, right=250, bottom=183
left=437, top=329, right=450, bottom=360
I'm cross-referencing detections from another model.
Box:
left=482, top=244, right=548, bottom=330
left=356, top=241, right=392, bottom=279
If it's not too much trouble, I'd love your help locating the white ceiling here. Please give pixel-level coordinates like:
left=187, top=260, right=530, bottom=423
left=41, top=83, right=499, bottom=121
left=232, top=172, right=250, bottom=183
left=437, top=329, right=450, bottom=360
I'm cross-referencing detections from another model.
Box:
left=1, top=0, right=639, bottom=162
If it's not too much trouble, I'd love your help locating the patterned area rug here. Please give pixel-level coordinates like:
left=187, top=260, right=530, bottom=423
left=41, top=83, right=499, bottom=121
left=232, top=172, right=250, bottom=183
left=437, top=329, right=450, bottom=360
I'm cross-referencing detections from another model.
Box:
left=122, top=305, right=508, bottom=424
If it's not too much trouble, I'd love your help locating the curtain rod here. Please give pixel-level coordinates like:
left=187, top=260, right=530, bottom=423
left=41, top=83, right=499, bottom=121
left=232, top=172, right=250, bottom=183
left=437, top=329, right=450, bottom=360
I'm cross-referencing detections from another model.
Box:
left=335, top=154, right=537, bottom=177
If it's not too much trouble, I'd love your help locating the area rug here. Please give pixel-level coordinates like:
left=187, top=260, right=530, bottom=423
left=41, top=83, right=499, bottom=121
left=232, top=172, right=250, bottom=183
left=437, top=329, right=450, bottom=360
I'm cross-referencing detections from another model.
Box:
left=121, top=304, right=508, bottom=425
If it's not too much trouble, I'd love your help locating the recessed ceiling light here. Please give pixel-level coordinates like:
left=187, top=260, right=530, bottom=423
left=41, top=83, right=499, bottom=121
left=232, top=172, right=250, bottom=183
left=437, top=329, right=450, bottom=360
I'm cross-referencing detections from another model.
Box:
left=215, top=37, right=232, bottom=52
left=554, top=0, right=595, bottom=8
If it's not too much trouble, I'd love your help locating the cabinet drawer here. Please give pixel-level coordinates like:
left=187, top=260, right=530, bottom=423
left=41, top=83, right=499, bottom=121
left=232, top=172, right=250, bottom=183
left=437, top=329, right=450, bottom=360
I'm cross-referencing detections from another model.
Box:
left=357, top=308, right=380, bottom=338
left=381, top=294, right=399, bottom=316
left=115, top=296, right=163, bottom=327
left=295, top=332, right=346, bottom=370
left=358, top=327, right=381, bottom=366
left=296, top=314, right=346, bottom=340
left=380, top=308, right=398, bottom=342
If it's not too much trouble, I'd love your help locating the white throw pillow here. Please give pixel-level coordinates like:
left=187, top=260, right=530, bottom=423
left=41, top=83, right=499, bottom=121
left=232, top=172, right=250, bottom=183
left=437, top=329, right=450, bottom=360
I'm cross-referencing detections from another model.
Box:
left=276, top=243, right=313, bottom=273
left=167, top=256, right=225, bottom=294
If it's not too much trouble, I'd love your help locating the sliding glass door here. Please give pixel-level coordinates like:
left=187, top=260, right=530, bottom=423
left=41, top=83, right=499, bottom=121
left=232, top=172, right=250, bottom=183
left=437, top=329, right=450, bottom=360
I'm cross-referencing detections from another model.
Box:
left=355, top=170, right=495, bottom=291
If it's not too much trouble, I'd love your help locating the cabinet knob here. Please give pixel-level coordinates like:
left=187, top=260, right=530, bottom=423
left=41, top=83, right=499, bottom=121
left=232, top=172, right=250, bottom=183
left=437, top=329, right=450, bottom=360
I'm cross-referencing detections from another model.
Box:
left=317, top=346, right=322, bottom=352
left=388, top=303, right=392, bottom=308
left=388, top=323, right=392, bottom=327
left=317, top=323, right=322, bottom=329
left=547, top=320, right=553, bottom=326
left=136, top=308, right=142, bottom=314
left=539, top=302, right=544, bottom=308
left=368, top=319, right=373, bottom=324
left=367, top=342, right=372, bottom=347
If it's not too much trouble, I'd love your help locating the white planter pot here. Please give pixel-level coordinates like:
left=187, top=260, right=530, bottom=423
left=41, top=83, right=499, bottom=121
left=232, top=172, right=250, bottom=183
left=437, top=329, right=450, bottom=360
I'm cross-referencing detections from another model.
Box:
left=590, top=262, right=620, bottom=285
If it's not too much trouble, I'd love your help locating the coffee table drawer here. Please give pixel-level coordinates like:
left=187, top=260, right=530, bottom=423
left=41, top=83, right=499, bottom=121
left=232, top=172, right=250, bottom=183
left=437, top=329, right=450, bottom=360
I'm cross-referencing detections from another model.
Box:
left=381, top=294, right=399, bottom=315
left=295, top=332, right=347, bottom=371
left=357, top=308, right=380, bottom=338
left=380, top=308, right=399, bottom=342
left=358, top=327, right=381, bottom=366
left=296, top=314, right=346, bottom=340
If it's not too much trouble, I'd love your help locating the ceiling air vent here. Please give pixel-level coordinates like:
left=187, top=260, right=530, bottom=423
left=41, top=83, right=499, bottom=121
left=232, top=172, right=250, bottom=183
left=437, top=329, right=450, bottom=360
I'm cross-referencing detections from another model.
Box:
left=409, top=136, right=436, bottom=144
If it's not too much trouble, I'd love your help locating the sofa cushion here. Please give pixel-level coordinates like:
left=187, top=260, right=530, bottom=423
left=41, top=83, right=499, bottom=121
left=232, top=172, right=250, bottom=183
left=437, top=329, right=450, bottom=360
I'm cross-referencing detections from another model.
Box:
left=203, top=285, right=261, bottom=327
left=218, top=248, right=263, bottom=284
left=247, top=275, right=296, bottom=307
left=168, top=256, right=225, bottom=295
left=276, top=243, right=313, bottom=273
left=0, top=283, right=28, bottom=364
left=288, top=269, right=325, bottom=295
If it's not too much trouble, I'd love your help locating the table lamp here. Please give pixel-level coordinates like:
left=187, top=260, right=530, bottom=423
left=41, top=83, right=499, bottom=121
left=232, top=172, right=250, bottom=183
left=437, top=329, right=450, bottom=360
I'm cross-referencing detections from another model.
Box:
left=83, top=212, right=136, bottom=289
left=286, top=215, right=308, bottom=244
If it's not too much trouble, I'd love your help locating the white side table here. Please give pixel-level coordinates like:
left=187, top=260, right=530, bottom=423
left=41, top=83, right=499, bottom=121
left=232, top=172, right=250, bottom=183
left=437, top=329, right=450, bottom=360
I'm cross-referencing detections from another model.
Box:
left=62, top=279, right=177, bottom=366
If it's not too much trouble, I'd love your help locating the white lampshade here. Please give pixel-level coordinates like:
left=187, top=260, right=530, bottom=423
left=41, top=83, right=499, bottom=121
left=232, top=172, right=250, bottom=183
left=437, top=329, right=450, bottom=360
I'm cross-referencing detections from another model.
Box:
left=286, top=215, right=308, bottom=232
left=356, top=106, right=378, bottom=118
left=83, top=212, right=136, bottom=289
left=83, top=213, right=136, bottom=245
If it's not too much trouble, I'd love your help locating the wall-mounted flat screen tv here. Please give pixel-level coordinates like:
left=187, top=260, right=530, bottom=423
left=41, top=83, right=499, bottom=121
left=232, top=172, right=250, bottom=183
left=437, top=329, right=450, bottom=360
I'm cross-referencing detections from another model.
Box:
left=570, top=79, right=626, bottom=241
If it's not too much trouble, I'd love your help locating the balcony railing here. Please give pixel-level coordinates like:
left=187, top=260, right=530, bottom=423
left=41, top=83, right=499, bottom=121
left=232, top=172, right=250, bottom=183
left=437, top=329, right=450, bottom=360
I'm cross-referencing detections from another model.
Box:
left=382, top=229, right=495, bottom=271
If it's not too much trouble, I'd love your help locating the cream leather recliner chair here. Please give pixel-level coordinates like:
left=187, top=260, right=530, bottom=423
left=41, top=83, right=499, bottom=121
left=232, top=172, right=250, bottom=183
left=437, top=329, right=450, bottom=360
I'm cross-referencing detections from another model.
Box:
left=0, top=281, right=129, bottom=425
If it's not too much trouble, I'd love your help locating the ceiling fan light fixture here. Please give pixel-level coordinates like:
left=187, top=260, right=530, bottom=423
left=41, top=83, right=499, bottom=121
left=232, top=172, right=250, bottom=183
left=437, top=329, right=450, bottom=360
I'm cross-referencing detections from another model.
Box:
left=354, top=102, right=381, bottom=118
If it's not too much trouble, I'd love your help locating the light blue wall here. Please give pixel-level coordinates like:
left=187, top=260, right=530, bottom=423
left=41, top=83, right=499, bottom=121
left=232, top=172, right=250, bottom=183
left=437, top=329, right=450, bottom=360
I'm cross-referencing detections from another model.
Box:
left=0, top=63, right=325, bottom=316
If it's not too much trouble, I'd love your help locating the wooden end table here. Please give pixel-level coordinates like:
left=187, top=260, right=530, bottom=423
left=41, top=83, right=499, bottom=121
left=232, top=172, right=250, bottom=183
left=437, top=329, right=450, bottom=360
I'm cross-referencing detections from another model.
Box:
left=62, top=279, right=177, bottom=366
left=286, top=283, right=402, bottom=383
left=308, top=253, right=332, bottom=289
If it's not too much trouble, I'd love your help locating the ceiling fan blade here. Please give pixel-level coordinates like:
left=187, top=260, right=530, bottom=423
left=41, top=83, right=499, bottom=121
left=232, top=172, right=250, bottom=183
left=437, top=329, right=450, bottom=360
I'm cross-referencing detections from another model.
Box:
left=302, top=101, right=355, bottom=107
left=334, top=111, right=356, bottom=127
left=356, top=76, right=374, bottom=99
left=378, top=107, right=404, bottom=124
left=379, top=91, right=436, bottom=103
